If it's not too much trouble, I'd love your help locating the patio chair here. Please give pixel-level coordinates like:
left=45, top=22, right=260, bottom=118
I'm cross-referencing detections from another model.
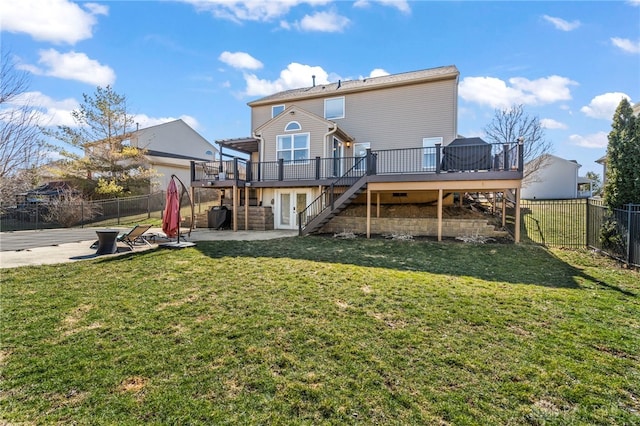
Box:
left=117, top=224, right=153, bottom=249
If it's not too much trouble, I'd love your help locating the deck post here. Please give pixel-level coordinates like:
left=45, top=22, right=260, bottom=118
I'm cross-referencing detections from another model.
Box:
left=366, top=187, right=371, bottom=239
left=502, top=190, right=507, bottom=228
left=190, top=161, right=196, bottom=183
left=514, top=187, right=521, bottom=243
left=246, top=161, right=252, bottom=182
left=278, top=158, right=284, bottom=181
left=435, top=144, right=441, bottom=174
left=376, top=192, right=380, bottom=218
left=437, top=189, right=443, bottom=241
left=315, top=157, right=321, bottom=180
left=244, top=185, right=249, bottom=231
left=518, top=141, right=524, bottom=172
left=503, top=144, right=510, bottom=171
left=233, top=184, right=238, bottom=232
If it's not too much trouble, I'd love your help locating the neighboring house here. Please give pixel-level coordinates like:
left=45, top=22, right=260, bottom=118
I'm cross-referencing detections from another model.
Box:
left=127, top=119, right=217, bottom=191
left=521, top=154, right=592, bottom=199
left=191, top=65, right=525, bottom=240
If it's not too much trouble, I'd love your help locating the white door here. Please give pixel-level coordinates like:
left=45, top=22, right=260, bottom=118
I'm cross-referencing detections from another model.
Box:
left=276, top=190, right=309, bottom=229
left=353, top=142, right=370, bottom=172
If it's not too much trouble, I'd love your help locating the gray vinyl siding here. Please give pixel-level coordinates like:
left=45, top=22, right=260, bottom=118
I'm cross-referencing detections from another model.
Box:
left=251, top=77, right=457, bottom=153
left=260, top=114, right=328, bottom=162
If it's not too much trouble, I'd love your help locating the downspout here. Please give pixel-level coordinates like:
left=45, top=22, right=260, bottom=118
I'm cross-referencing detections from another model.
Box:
left=252, top=131, right=264, bottom=164
left=252, top=131, right=264, bottom=206
left=324, top=123, right=338, bottom=160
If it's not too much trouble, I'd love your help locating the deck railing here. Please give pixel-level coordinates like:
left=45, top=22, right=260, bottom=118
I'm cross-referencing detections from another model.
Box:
left=191, top=142, right=523, bottom=183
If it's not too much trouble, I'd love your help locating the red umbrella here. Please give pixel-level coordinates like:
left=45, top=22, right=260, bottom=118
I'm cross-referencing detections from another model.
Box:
left=162, top=178, right=180, bottom=238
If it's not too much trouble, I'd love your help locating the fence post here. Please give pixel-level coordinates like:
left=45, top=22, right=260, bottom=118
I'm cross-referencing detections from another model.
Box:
left=117, top=198, right=121, bottom=225
left=585, top=198, right=590, bottom=247
left=627, top=204, right=632, bottom=265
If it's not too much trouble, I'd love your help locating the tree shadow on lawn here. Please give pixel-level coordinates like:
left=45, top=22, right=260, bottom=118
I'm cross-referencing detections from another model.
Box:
left=93, top=236, right=634, bottom=295
left=164, top=236, right=635, bottom=294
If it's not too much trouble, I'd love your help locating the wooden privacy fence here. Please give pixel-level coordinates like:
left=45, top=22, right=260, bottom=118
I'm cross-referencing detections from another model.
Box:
left=507, top=198, right=639, bottom=267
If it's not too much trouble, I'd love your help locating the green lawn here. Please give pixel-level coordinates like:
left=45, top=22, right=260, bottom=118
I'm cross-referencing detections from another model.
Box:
left=1, top=237, right=638, bottom=425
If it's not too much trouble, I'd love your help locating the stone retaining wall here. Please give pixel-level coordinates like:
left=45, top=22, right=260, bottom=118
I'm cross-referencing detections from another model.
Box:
left=321, top=216, right=508, bottom=238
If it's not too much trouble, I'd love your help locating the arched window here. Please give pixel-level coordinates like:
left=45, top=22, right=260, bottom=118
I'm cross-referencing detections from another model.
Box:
left=285, top=121, right=301, bottom=131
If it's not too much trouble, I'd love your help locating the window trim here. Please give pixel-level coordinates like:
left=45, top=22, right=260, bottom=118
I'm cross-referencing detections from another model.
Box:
left=276, top=132, right=310, bottom=165
left=284, top=121, right=301, bottom=132
left=272, top=104, right=285, bottom=118
left=324, top=97, right=345, bottom=120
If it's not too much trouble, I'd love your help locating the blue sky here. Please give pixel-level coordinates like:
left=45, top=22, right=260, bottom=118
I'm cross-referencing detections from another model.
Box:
left=2, top=0, right=639, bottom=175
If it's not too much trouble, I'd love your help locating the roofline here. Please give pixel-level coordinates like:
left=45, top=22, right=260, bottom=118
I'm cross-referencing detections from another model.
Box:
left=247, top=65, right=459, bottom=107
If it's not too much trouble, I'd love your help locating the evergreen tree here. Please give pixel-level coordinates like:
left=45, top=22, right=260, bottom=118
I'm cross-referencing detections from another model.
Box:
left=603, top=98, right=640, bottom=209
left=46, top=86, right=155, bottom=198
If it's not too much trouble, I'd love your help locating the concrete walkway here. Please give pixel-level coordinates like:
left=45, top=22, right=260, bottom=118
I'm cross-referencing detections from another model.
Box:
left=0, top=227, right=298, bottom=269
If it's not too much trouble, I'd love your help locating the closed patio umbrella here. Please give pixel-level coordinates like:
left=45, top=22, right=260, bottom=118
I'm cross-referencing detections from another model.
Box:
left=162, top=177, right=180, bottom=238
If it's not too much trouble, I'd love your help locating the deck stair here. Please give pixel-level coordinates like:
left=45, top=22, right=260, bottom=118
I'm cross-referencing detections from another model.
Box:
left=299, top=155, right=371, bottom=236
left=300, top=175, right=368, bottom=235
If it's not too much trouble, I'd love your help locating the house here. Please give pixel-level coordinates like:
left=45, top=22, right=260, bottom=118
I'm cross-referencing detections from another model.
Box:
left=521, top=154, right=592, bottom=199
left=126, top=119, right=218, bottom=191
left=191, top=65, right=524, bottom=240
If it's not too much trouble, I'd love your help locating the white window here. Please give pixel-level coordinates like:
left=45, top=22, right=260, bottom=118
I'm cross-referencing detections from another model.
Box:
left=324, top=97, right=345, bottom=120
left=272, top=105, right=285, bottom=117
left=277, top=133, right=310, bottom=164
left=423, top=137, right=442, bottom=170
left=285, top=121, right=301, bottom=131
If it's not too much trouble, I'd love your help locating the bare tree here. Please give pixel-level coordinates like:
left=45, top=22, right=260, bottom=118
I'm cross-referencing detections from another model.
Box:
left=0, top=50, right=47, bottom=203
left=483, top=104, right=552, bottom=183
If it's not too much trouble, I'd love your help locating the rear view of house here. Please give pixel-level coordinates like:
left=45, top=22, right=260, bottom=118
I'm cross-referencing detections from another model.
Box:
left=192, top=65, right=524, bottom=240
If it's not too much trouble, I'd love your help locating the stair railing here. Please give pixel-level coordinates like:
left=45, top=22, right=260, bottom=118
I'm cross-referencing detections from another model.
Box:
left=299, top=153, right=373, bottom=233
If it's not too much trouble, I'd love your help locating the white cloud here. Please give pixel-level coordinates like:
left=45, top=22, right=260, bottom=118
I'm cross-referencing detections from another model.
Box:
left=20, top=49, right=116, bottom=86
left=611, top=37, right=640, bottom=54
left=0, top=0, right=107, bottom=44
left=540, top=118, right=567, bottom=129
left=354, top=0, right=411, bottom=13
left=243, top=63, right=333, bottom=97
left=367, top=68, right=390, bottom=78
left=542, top=15, right=581, bottom=31
left=628, top=0, right=640, bottom=6
left=569, top=132, right=609, bottom=148
left=181, top=0, right=331, bottom=23
left=219, top=51, right=263, bottom=70
left=459, top=75, right=578, bottom=108
left=296, top=10, right=351, bottom=32
left=4, top=91, right=80, bottom=127
left=134, top=114, right=200, bottom=130
left=581, top=92, right=631, bottom=119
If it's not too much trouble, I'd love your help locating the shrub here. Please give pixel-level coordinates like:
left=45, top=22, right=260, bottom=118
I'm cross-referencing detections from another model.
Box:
left=43, top=191, right=101, bottom=227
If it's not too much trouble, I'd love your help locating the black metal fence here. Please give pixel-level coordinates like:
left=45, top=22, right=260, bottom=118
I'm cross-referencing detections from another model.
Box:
left=0, top=188, right=218, bottom=232
left=506, top=198, right=639, bottom=267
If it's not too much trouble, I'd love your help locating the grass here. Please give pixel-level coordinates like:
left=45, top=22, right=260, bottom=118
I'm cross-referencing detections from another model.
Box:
left=1, top=237, right=638, bottom=425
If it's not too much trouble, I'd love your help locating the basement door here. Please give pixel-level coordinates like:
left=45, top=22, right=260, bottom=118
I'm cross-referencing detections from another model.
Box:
left=275, top=190, right=310, bottom=230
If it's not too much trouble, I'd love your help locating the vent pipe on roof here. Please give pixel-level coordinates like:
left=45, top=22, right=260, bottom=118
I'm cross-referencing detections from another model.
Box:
left=312, top=75, right=316, bottom=87
left=337, top=80, right=341, bottom=89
